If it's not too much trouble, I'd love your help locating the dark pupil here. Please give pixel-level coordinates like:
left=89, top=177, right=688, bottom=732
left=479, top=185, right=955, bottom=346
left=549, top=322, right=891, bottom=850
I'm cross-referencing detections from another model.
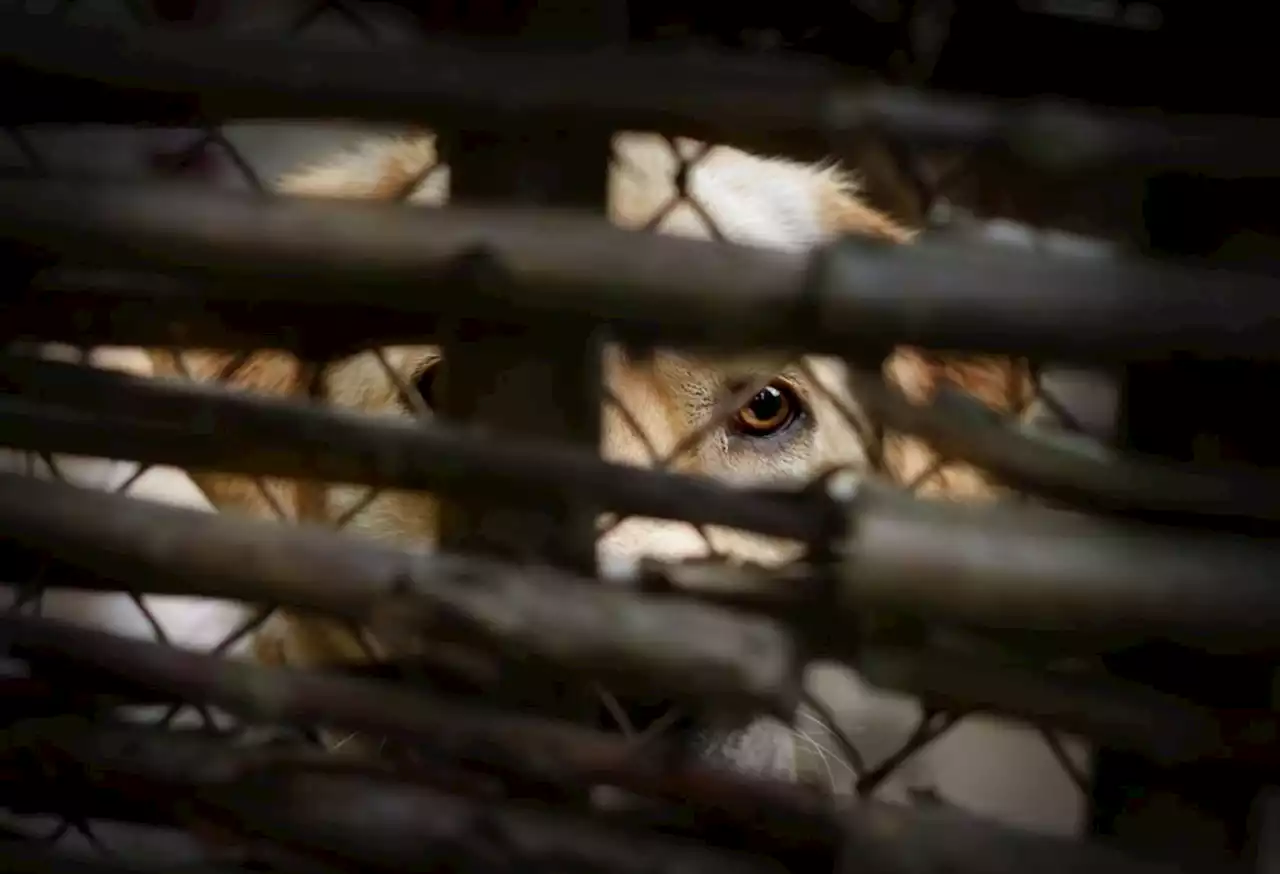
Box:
left=748, top=386, right=784, bottom=422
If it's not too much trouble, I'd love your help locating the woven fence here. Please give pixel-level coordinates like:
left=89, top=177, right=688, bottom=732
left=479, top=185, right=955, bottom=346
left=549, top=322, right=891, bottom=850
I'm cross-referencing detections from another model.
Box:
left=1, top=3, right=1279, bottom=873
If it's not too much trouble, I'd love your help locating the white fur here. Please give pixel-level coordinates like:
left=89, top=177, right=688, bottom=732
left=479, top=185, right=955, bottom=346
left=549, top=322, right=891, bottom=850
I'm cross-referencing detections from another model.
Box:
left=0, top=346, right=254, bottom=655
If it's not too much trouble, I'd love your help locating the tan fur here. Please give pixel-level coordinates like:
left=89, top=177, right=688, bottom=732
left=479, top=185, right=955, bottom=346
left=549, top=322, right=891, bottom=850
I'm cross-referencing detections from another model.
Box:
left=886, top=349, right=1033, bottom=498
left=148, top=133, right=1025, bottom=743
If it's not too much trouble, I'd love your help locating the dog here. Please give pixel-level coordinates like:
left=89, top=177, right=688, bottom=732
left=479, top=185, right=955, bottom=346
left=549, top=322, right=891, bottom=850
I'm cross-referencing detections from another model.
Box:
left=136, top=132, right=1027, bottom=785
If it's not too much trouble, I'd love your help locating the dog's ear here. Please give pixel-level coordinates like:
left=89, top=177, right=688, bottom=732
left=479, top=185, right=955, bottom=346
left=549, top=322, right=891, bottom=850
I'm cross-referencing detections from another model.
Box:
left=813, top=166, right=1031, bottom=499
left=812, top=166, right=914, bottom=244
left=880, top=347, right=1034, bottom=500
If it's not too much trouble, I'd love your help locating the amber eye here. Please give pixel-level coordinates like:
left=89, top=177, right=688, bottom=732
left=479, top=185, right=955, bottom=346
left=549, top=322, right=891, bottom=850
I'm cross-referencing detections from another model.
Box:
left=730, top=382, right=800, bottom=437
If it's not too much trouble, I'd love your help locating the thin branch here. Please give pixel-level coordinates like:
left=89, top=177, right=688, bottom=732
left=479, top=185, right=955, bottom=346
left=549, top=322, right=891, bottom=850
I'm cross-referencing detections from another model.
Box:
left=0, top=354, right=827, bottom=543
left=0, top=11, right=1274, bottom=180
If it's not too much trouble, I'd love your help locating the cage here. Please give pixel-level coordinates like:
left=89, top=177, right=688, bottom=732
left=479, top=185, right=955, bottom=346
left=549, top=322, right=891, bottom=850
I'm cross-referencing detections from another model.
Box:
left=0, top=2, right=1277, bottom=873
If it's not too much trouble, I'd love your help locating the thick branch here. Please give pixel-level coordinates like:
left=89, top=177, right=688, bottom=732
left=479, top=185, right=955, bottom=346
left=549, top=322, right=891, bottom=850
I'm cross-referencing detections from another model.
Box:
left=4, top=179, right=1280, bottom=363
left=1, top=721, right=1215, bottom=874
left=0, top=472, right=798, bottom=714
left=0, top=634, right=833, bottom=857
left=1, top=721, right=788, bottom=874
left=845, top=369, right=1280, bottom=526
left=843, top=485, right=1280, bottom=654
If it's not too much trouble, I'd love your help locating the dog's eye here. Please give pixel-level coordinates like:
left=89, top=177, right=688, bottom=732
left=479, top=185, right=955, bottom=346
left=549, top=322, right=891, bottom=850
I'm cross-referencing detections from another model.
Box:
left=411, top=360, right=440, bottom=409
left=730, top=382, right=800, bottom=437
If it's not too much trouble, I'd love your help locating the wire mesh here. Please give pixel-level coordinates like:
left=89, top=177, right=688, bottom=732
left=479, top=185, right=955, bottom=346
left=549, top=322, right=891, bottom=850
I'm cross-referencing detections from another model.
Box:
left=0, top=87, right=1096, bottom=874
